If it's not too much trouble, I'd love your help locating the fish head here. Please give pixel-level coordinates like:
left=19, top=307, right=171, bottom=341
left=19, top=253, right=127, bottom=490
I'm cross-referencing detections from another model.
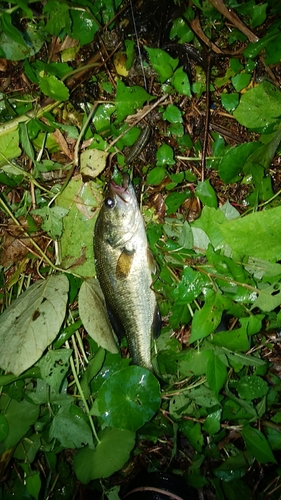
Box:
left=97, top=174, right=141, bottom=247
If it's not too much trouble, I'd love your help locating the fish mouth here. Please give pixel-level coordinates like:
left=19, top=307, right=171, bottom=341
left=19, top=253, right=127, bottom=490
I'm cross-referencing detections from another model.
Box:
left=109, top=174, right=130, bottom=202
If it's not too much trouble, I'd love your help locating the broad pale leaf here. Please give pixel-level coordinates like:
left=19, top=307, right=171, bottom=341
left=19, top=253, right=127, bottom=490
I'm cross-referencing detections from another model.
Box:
left=220, top=206, right=281, bottom=261
left=0, top=274, right=69, bottom=376
left=80, top=149, right=109, bottom=180
left=78, top=279, right=118, bottom=353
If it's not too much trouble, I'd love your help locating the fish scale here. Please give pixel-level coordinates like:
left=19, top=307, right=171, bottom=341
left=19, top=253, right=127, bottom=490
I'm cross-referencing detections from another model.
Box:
left=94, top=175, right=160, bottom=370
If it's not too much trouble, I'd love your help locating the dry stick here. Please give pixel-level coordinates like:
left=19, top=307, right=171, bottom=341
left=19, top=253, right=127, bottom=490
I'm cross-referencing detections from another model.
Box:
left=105, top=93, right=169, bottom=152
left=201, top=52, right=212, bottom=182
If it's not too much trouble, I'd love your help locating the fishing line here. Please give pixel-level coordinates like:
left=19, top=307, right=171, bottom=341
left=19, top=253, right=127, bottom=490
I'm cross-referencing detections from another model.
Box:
left=129, top=0, right=147, bottom=91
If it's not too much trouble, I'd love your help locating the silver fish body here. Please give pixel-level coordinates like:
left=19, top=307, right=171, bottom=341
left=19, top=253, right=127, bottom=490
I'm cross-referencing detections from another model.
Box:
left=94, top=175, right=160, bottom=370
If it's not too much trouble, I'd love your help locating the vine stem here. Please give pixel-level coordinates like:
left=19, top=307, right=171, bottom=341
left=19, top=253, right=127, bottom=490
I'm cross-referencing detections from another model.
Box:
left=65, top=340, right=101, bottom=445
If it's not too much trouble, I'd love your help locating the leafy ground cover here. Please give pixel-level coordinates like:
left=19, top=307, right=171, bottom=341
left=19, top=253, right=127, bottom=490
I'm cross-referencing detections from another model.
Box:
left=1, top=0, right=281, bottom=498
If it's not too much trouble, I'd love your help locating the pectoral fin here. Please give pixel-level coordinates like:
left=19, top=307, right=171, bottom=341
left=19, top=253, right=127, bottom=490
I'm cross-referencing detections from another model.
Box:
left=116, top=248, right=135, bottom=279
left=147, top=248, right=157, bottom=274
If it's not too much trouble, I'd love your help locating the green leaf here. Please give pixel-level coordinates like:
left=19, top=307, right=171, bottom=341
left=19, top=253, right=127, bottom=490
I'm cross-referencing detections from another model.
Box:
left=145, top=46, right=178, bottom=83
left=0, top=21, right=44, bottom=61
left=0, top=275, right=69, bottom=376
left=214, top=451, right=253, bottom=481
left=0, top=413, right=9, bottom=441
left=165, top=192, right=189, bottom=215
left=172, top=267, right=209, bottom=305
left=32, top=205, right=69, bottom=240
left=26, top=472, right=41, bottom=500
left=156, top=143, right=175, bottom=166
left=253, top=282, right=281, bottom=312
left=190, top=291, right=225, bottom=343
left=19, top=122, right=35, bottom=161
left=78, top=279, right=118, bottom=353
left=180, top=421, right=203, bottom=452
left=231, top=73, right=251, bottom=92
left=206, top=352, right=227, bottom=396
left=74, top=428, right=135, bottom=483
left=70, top=9, right=99, bottom=45
left=146, top=166, right=166, bottom=185
left=0, top=396, right=39, bottom=452
left=43, top=1, right=71, bottom=36
left=189, top=386, right=220, bottom=407
left=171, top=66, right=191, bottom=96
left=93, top=366, right=161, bottom=431
left=115, top=80, right=154, bottom=122
left=202, top=409, right=221, bottom=435
left=1, top=13, right=27, bottom=47
left=39, top=75, right=69, bottom=101
left=235, top=376, right=268, bottom=400
left=163, top=104, right=183, bottom=123
left=49, top=409, right=94, bottom=449
left=39, top=349, right=72, bottom=392
left=220, top=206, right=281, bottom=261
left=221, top=92, right=239, bottom=112
left=218, top=143, right=260, bottom=183
left=0, top=129, right=21, bottom=166
left=233, top=81, right=281, bottom=130
left=195, top=180, right=218, bottom=208
left=56, top=177, right=99, bottom=278
left=242, top=426, right=276, bottom=463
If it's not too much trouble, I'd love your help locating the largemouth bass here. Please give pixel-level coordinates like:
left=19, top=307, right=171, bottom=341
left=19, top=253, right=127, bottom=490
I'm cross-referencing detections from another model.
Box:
left=94, top=174, right=160, bottom=370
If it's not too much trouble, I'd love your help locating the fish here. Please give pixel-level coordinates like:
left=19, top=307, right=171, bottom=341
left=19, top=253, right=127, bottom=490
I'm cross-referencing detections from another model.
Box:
left=93, top=174, right=161, bottom=370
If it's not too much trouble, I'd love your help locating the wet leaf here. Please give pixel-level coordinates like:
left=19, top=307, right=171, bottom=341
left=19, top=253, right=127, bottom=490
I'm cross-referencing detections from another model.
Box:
left=202, top=409, right=222, bottom=435
left=0, top=274, right=69, bottom=376
left=74, top=428, right=135, bottom=483
left=235, top=376, right=268, bottom=400
left=93, top=366, right=161, bottom=431
left=156, top=143, right=175, bottom=166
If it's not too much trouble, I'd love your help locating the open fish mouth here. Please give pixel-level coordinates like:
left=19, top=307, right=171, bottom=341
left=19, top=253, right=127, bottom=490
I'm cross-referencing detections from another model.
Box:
left=109, top=174, right=130, bottom=202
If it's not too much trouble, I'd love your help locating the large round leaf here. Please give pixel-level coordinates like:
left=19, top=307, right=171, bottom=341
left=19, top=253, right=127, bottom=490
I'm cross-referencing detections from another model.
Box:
left=0, top=274, right=69, bottom=376
left=95, top=366, right=161, bottom=431
left=73, top=427, right=135, bottom=483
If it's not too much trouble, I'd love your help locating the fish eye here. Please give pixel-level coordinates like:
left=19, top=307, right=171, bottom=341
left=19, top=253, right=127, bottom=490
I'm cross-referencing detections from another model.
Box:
left=105, top=197, right=115, bottom=209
